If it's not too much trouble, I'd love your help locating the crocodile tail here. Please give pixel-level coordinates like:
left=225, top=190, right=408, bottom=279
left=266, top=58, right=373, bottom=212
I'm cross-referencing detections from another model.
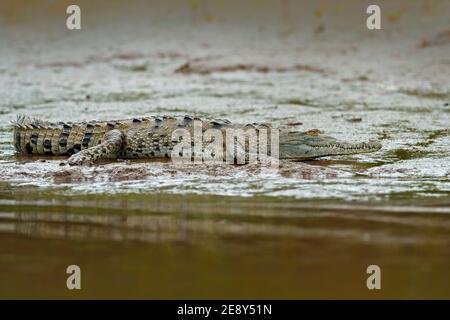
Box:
left=11, top=114, right=49, bottom=127
left=11, top=115, right=29, bottom=152
left=11, top=115, right=51, bottom=154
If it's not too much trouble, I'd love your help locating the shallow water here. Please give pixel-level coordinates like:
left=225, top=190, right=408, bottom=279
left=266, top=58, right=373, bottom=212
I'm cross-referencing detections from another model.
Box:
left=0, top=0, right=449, bottom=298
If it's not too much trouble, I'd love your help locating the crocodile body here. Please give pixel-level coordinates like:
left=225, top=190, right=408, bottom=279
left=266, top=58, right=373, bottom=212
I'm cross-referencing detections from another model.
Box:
left=12, top=115, right=381, bottom=165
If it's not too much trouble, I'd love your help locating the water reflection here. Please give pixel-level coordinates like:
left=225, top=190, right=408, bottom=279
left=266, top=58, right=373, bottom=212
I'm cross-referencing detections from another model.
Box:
left=2, top=203, right=450, bottom=247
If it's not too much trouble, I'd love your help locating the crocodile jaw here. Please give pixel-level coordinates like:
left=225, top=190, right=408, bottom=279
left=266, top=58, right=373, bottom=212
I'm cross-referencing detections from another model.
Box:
left=279, top=131, right=382, bottom=160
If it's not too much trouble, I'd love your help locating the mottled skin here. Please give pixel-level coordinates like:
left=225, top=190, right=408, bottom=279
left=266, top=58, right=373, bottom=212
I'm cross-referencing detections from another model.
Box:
left=12, top=115, right=381, bottom=165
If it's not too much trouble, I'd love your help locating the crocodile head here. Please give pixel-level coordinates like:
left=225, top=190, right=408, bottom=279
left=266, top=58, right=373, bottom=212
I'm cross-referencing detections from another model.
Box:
left=279, top=129, right=382, bottom=160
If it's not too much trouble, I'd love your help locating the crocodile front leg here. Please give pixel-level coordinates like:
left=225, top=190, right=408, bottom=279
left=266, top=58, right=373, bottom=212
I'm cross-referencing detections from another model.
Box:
left=67, top=129, right=124, bottom=165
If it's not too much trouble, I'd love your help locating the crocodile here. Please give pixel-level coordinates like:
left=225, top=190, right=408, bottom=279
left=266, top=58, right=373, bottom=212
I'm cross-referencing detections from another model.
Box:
left=12, top=115, right=382, bottom=165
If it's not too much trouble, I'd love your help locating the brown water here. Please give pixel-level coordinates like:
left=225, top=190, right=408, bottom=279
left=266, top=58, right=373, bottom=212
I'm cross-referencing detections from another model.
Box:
left=0, top=0, right=449, bottom=299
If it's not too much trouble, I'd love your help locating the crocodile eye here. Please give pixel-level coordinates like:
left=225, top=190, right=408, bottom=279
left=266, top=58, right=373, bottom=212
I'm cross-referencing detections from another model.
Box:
left=306, top=129, right=321, bottom=136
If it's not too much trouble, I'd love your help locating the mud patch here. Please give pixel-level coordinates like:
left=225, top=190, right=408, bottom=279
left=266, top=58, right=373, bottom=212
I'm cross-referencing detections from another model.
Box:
left=0, top=159, right=349, bottom=193
left=175, top=59, right=328, bottom=75
left=399, top=88, right=449, bottom=100
left=31, top=51, right=184, bottom=69
left=417, top=29, right=450, bottom=48
left=277, top=98, right=318, bottom=107
left=384, top=148, right=431, bottom=161
left=90, top=91, right=153, bottom=103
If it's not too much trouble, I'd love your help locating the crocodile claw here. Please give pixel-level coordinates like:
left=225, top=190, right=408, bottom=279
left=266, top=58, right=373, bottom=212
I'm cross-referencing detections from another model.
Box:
left=67, top=152, right=94, bottom=166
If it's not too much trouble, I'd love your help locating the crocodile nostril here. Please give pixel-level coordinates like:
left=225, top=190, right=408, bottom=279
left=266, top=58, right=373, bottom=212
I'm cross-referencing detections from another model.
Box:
left=306, top=129, right=322, bottom=136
